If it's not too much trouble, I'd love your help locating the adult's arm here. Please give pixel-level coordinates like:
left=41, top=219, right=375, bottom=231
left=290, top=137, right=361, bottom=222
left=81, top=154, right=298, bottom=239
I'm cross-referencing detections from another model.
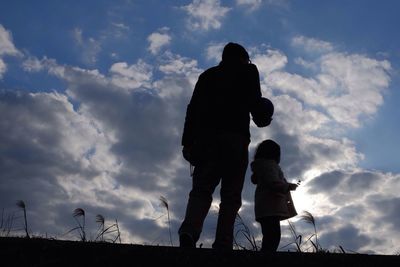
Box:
left=248, top=64, right=273, bottom=127
left=181, top=73, right=204, bottom=147
left=248, top=64, right=262, bottom=108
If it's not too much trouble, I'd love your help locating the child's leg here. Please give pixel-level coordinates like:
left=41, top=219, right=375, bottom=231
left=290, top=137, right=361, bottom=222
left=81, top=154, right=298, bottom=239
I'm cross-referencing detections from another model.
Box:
left=259, top=216, right=281, bottom=252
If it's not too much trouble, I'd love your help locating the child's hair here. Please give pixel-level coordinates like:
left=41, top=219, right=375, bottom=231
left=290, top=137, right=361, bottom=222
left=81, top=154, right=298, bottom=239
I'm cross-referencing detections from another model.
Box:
left=254, top=139, right=281, bottom=163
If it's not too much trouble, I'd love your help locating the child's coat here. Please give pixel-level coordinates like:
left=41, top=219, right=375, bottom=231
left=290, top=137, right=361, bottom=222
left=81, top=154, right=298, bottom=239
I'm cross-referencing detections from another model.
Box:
left=251, top=158, right=297, bottom=221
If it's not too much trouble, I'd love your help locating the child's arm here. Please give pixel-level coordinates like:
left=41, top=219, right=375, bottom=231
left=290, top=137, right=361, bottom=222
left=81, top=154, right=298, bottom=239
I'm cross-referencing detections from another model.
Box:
left=264, top=165, right=299, bottom=193
left=288, top=183, right=298, bottom=191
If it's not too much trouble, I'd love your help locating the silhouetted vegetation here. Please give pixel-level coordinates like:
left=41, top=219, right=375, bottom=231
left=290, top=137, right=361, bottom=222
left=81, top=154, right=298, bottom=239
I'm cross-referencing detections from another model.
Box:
left=234, top=212, right=258, bottom=251
left=16, top=200, right=30, bottom=238
left=95, top=214, right=121, bottom=243
left=67, top=208, right=86, bottom=241
left=0, top=200, right=395, bottom=256
left=1, top=207, right=14, bottom=237
left=159, top=196, right=173, bottom=246
left=64, top=208, right=121, bottom=243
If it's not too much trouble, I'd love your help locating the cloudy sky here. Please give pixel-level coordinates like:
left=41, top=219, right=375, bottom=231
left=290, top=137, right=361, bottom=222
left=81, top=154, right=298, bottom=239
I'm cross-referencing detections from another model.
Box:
left=1, top=0, right=399, bottom=254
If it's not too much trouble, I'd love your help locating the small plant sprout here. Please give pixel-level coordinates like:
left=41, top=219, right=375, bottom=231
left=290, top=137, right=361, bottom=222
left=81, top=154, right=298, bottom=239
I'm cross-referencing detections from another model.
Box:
left=159, top=196, right=173, bottom=246
left=16, top=200, right=30, bottom=238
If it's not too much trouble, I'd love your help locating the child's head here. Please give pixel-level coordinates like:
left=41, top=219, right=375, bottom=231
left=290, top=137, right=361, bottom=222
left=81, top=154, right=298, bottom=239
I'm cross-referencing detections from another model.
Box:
left=254, top=139, right=281, bottom=163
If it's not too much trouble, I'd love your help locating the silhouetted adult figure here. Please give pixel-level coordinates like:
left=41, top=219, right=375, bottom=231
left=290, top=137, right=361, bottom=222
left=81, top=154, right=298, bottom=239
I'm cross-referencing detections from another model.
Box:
left=179, top=42, right=272, bottom=249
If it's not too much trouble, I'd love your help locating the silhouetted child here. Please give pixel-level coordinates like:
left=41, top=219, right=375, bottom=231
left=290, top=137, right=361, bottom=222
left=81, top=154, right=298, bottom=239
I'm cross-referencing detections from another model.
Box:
left=250, top=139, right=298, bottom=252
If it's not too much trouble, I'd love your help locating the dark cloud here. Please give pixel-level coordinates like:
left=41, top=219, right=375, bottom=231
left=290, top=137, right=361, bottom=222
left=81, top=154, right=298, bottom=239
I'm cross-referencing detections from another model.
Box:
left=0, top=90, right=95, bottom=196
left=272, top=131, right=309, bottom=179
left=0, top=90, right=109, bottom=237
left=63, top=68, right=189, bottom=192
left=320, top=224, right=372, bottom=252
left=334, top=204, right=366, bottom=221
left=307, top=170, right=346, bottom=193
left=346, top=171, right=379, bottom=191
left=371, top=197, right=400, bottom=231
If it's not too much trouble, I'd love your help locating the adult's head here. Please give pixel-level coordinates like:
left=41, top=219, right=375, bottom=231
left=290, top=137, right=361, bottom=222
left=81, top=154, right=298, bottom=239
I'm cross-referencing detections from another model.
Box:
left=221, top=42, right=250, bottom=65
left=254, top=139, right=281, bottom=164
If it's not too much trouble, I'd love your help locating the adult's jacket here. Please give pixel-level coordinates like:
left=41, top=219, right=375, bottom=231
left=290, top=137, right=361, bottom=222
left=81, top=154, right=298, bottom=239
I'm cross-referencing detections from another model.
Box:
left=182, top=62, right=263, bottom=147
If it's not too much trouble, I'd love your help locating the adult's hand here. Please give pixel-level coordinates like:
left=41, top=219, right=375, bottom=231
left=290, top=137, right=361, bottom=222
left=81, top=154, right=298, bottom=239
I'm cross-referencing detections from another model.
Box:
left=252, top=97, right=274, bottom=127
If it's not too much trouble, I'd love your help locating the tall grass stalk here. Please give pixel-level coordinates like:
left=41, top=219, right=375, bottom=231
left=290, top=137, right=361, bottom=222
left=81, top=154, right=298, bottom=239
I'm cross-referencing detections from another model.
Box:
left=1, top=208, right=14, bottom=237
left=300, top=210, right=322, bottom=252
left=1, top=212, right=14, bottom=237
left=95, top=214, right=105, bottom=242
left=159, top=196, right=173, bottom=246
left=280, top=219, right=302, bottom=252
left=95, top=214, right=122, bottom=243
left=114, top=219, right=121, bottom=243
left=233, top=213, right=258, bottom=251
left=1, top=208, right=3, bottom=229
left=16, top=200, right=30, bottom=238
left=70, top=208, right=86, bottom=242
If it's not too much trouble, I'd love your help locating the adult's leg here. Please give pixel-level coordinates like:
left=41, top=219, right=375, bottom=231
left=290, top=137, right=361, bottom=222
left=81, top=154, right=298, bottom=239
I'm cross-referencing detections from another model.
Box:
left=179, top=159, right=221, bottom=246
left=259, top=216, right=281, bottom=252
left=212, top=134, right=249, bottom=249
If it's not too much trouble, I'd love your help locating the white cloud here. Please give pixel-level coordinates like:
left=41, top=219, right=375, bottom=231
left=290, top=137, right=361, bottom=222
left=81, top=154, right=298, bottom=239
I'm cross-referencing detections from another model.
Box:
left=109, top=60, right=153, bottom=90
left=22, top=56, right=73, bottom=79
left=292, top=35, right=334, bottom=54
left=265, top=49, right=391, bottom=128
left=182, top=0, right=231, bottom=31
left=111, top=22, right=130, bottom=31
left=22, top=57, right=45, bottom=72
left=236, top=0, right=290, bottom=11
left=0, top=58, right=6, bottom=79
left=0, top=24, right=21, bottom=56
left=236, top=0, right=262, bottom=11
left=251, top=48, right=288, bottom=77
left=269, top=95, right=329, bottom=134
left=158, top=52, right=200, bottom=76
left=147, top=28, right=172, bottom=55
left=294, top=57, right=318, bottom=71
left=155, top=52, right=202, bottom=98
left=72, top=28, right=102, bottom=65
left=0, top=24, right=22, bottom=78
left=205, top=42, right=224, bottom=63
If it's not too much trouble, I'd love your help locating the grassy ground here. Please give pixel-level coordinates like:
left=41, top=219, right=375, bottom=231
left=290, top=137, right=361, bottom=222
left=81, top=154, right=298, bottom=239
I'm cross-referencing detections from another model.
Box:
left=0, top=237, right=399, bottom=267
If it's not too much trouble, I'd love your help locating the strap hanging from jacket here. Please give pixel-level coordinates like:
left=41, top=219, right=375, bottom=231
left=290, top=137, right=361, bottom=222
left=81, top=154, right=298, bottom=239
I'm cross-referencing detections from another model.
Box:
left=190, top=164, right=194, bottom=177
